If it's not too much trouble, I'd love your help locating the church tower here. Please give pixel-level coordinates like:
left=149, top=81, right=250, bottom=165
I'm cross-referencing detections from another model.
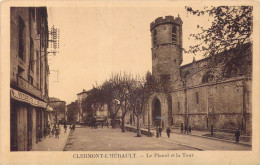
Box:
left=150, top=16, right=183, bottom=85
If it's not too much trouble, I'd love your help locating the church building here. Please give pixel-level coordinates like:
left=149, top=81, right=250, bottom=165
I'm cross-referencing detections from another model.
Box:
left=145, top=16, right=252, bottom=135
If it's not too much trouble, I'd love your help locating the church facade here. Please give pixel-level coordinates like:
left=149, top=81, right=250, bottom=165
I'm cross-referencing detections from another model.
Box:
left=144, top=16, right=252, bottom=135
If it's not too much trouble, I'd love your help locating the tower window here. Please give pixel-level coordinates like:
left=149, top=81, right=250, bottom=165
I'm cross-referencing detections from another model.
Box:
left=153, top=30, right=158, bottom=46
left=196, top=92, right=199, bottom=104
left=172, top=26, right=177, bottom=44
left=18, top=16, right=26, bottom=61
left=160, top=74, right=171, bottom=83
left=178, top=102, right=180, bottom=111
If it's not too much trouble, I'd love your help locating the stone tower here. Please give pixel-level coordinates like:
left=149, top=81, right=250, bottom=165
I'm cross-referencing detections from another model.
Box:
left=150, top=16, right=183, bottom=85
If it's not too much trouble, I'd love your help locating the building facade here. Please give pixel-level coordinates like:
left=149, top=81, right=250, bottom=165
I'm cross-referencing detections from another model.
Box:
left=137, top=16, right=251, bottom=135
left=49, top=97, right=66, bottom=124
left=77, top=89, right=89, bottom=123
left=10, top=7, right=50, bottom=151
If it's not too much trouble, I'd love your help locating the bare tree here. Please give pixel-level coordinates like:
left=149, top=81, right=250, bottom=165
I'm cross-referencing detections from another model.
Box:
left=109, top=72, right=134, bottom=132
left=128, top=72, right=155, bottom=137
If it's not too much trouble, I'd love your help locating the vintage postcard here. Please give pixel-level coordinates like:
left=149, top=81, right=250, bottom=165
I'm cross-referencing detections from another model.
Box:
left=1, top=0, right=260, bottom=164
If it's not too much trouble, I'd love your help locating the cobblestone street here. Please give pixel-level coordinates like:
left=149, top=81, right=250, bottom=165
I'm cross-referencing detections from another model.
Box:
left=64, top=127, right=196, bottom=151
left=63, top=126, right=251, bottom=151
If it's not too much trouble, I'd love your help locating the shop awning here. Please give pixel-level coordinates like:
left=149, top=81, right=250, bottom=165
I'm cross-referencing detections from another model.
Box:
left=10, top=88, right=47, bottom=108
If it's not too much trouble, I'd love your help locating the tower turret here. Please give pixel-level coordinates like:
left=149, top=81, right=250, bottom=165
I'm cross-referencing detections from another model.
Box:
left=150, top=15, right=183, bottom=84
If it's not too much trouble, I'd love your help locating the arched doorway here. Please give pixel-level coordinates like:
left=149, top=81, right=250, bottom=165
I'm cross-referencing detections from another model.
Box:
left=152, top=98, right=161, bottom=126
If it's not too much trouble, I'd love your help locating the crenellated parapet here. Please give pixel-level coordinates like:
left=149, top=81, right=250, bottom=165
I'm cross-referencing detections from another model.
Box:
left=150, top=15, right=183, bottom=31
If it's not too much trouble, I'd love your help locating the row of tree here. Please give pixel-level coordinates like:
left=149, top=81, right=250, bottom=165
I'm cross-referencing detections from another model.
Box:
left=82, top=71, right=166, bottom=137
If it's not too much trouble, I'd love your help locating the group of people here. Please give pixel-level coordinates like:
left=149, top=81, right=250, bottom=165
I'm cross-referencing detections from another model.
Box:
left=43, top=121, right=76, bottom=140
left=156, top=126, right=172, bottom=138
left=184, top=125, right=192, bottom=134
left=91, top=119, right=109, bottom=129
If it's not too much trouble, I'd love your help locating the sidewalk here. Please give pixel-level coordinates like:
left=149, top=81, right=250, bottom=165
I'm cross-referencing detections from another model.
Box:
left=125, top=125, right=251, bottom=146
left=170, top=128, right=252, bottom=146
left=31, top=127, right=71, bottom=151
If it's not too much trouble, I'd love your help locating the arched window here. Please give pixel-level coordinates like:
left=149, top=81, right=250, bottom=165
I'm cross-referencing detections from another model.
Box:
left=202, top=71, right=214, bottom=84
left=18, top=16, right=26, bottom=61
left=153, top=30, right=158, bottom=46
left=172, top=26, right=177, bottom=43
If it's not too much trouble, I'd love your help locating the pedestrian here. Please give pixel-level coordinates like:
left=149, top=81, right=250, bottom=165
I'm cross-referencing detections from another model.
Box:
left=55, top=127, right=60, bottom=139
left=166, top=127, right=171, bottom=138
left=235, top=129, right=240, bottom=143
left=156, top=126, right=159, bottom=138
left=159, top=126, right=163, bottom=137
left=37, top=125, right=41, bottom=143
left=188, top=125, right=191, bottom=134
left=181, top=124, right=184, bottom=133
left=184, top=125, right=188, bottom=134
left=64, top=121, right=67, bottom=133
left=106, top=120, right=109, bottom=128
left=72, top=123, right=76, bottom=132
left=101, top=121, right=104, bottom=128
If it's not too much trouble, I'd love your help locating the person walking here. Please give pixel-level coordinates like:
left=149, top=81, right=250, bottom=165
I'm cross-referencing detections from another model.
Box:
left=166, top=127, right=171, bottom=138
left=156, top=126, right=159, bottom=138
left=235, top=129, right=240, bottom=143
left=188, top=125, right=191, bottom=134
left=184, top=125, right=188, bottom=134
left=72, top=123, right=76, bottom=132
left=159, top=126, right=163, bottom=137
left=64, top=121, right=67, bottom=133
left=37, top=125, right=41, bottom=143
left=55, top=127, right=60, bottom=139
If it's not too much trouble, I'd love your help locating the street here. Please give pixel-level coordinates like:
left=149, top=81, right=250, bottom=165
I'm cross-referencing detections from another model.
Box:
left=64, top=127, right=251, bottom=151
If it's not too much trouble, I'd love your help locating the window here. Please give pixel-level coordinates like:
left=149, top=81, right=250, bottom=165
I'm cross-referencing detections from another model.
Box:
left=202, top=71, right=214, bottom=84
left=30, top=37, right=34, bottom=72
left=172, top=26, right=177, bottom=43
left=18, top=16, right=26, bottom=61
left=160, top=74, right=171, bottom=83
left=18, top=66, right=24, bottom=77
left=28, top=75, right=33, bottom=85
left=153, top=30, right=158, bottom=46
left=177, top=102, right=180, bottom=111
left=196, top=92, right=199, bottom=104
left=36, top=51, right=39, bottom=75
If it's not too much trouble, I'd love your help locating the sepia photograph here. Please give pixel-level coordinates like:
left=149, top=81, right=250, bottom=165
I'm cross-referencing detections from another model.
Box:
left=1, top=1, right=260, bottom=164
left=9, top=5, right=253, bottom=151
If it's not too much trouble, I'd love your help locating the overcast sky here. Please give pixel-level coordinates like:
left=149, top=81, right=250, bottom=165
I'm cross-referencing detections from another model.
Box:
left=47, top=7, right=212, bottom=104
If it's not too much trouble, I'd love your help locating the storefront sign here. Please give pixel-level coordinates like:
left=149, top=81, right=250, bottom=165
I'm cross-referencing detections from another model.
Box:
left=17, top=76, right=42, bottom=99
left=10, top=88, right=47, bottom=108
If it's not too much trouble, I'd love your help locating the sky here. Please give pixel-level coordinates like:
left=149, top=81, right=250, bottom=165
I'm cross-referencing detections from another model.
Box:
left=47, top=7, right=212, bottom=104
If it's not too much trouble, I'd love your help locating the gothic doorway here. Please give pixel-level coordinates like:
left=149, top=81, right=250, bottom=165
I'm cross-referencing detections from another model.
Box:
left=152, top=98, right=161, bottom=126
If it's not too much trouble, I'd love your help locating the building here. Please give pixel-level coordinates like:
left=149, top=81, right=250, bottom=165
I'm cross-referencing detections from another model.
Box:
left=77, top=89, right=89, bottom=123
left=133, top=16, right=252, bottom=135
left=49, top=97, right=66, bottom=124
left=67, top=100, right=79, bottom=123
left=10, top=7, right=50, bottom=151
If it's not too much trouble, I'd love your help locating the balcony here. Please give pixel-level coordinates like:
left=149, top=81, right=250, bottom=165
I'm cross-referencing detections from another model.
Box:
left=17, top=76, right=42, bottom=99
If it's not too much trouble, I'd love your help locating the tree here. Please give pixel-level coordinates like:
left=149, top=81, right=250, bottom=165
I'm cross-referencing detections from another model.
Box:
left=185, top=6, right=252, bottom=78
left=128, top=72, right=155, bottom=137
left=109, top=72, right=134, bottom=132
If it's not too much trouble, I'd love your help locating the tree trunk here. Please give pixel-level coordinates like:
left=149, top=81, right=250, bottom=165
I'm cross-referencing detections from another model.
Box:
left=121, top=115, right=125, bottom=132
left=111, top=115, right=116, bottom=129
left=148, top=111, right=151, bottom=137
left=136, top=117, right=141, bottom=137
